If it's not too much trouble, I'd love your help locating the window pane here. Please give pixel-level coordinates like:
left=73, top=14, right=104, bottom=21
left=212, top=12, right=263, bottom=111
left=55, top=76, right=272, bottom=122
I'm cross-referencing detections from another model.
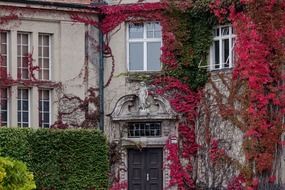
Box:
left=23, top=112, right=28, bottom=122
left=1, top=112, right=7, bottom=122
left=44, top=113, right=49, bottom=122
left=214, top=40, right=220, bottom=69
left=129, top=42, right=144, bottom=71
left=1, top=44, right=7, bottom=53
left=43, top=70, right=49, bottom=80
left=44, top=102, right=49, bottom=111
left=22, top=100, right=28, bottom=110
left=43, top=58, right=49, bottom=68
left=43, top=90, right=49, bottom=99
left=43, top=47, right=49, bottom=57
left=22, top=34, right=28, bottom=44
left=1, top=33, right=7, bottom=43
left=221, top=26, right=229, bottom=36
left=17, top=112, right=21, bottom=122
left=223, top=39, right=229, bottom=68
left=147, top=22, right=161, bottom=38
left=38, top=47, right=42, bottom=56
left=43, top=35, right=49, bottom=46
left=147, top=42, right=161, bottom=71
left=1, top=100, right=7, bottom=110
left=129, top=23, right=143, bottom=39
left=22, top=89, right=28, bottom=99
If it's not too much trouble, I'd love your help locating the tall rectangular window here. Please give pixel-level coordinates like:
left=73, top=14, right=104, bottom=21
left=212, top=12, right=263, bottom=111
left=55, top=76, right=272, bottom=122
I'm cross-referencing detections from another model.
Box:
left=17, top=33, right=30, bottom=79
left=210, top=25, right=236, bottom=70
left=39, top=89, right=50, bottom=128
left=0, top=32, right=8, bottom=79
left=0, top=88, right=8, bottom=127
left=17, top=89, right=29, bottom=127
left=128, top=22, right=162, bottom=71
left=38, top=34, right=51, bottom=80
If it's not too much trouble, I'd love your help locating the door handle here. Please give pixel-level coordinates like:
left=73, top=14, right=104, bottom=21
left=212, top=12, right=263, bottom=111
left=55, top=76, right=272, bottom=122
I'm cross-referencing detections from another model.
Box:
left=146, top=173, right=149, bottom=181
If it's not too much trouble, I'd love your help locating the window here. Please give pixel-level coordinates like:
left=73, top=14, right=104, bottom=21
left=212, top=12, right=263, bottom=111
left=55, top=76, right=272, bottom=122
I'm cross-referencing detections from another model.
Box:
left=0, top=88, right=8, bottom=126
left=17, top=32, right=30, bottom=79
left=39, top=89, right=51, bottom=128
left=128, top=122, right=161, bottom=137
left=38, top=34, right=51, bottom=80
left=0, top=32, right=8, bottom=78
left=127, top=22, right=162, bottom=71
left=17, top=88, right=29, bottom=127
left=210, top=25, right=236, bottom=70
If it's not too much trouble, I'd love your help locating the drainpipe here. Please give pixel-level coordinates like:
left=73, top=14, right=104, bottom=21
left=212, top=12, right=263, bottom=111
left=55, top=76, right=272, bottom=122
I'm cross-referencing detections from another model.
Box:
left=98, top=17, right=104, bottom=132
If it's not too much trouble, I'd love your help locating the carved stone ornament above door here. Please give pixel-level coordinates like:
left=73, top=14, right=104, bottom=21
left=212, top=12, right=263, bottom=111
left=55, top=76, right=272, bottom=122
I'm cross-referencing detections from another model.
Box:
left=108, top=86, right=177, bottom=121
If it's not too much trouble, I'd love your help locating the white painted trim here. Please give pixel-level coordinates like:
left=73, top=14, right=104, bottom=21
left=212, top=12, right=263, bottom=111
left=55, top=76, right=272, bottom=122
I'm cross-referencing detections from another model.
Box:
left=209, top=25, right=236, bottom=71
left=127, top=22, right=162, bottom=72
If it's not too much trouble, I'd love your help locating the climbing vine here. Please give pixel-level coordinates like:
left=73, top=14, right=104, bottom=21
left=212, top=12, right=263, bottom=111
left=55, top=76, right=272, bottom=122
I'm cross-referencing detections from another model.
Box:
left=1, top=0, right=285, bottom=189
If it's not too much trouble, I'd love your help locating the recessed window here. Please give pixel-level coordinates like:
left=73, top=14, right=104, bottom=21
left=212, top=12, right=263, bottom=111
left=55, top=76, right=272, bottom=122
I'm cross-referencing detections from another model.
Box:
left=0, top=32, right=8, bottom=79
left=39, top=89, right=51, bottom=128
left=17, top=88, right=29, bottom=127
left=38, top=34, right=51, bottom=80
left=0, top=88, right=8, bottom=127
left=128, top=122, right=161, bottom=137
left=17, top=32, right=30, bottom=79
left=209, top=25, right=236, bottom=70
left=128, top=22, right=162, bottom=71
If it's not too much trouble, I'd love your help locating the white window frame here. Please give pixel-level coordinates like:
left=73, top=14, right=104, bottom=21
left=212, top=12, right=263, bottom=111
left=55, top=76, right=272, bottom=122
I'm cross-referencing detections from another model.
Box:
left=17, top=32, right=31, bottom=80
left=127, top=22, right=162, bottom=72
left=39, top=89, right=51, bottom=128
left=0, top=88, right=9, bottom=127
left=209, top=25, right=236, bottom=71
left=38, top=33, right=52, bottom=81
left=17, top=88, right=30, bottom=128
left=0, top=31, right=9, bottom=76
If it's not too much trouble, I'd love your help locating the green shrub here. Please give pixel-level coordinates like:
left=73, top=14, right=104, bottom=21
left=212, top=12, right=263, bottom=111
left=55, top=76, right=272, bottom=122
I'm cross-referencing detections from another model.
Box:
left=0, top=156, right=36, bottom=190
left=0, top=128, right=108, bottom=190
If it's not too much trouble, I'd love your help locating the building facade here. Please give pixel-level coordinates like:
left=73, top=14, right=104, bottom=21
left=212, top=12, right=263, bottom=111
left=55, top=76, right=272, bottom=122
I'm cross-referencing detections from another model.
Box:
left=0, top=0, right=99, bottom=129
left=0, top=0, right=284, bottom=190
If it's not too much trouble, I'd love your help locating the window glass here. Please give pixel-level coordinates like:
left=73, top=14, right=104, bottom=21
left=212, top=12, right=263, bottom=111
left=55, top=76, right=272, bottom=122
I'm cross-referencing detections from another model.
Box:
left=129, top=23, right=144, bottom=39
left=0, top=32, right=8, bottom=78
left=129, top=42, right=144, bottom=70
left=210, top=25, right=235, bottom=70
left=147, top=42, right=161, bottom=71
left=39, top=89, right=50, bottom=128
left=0, top=88, right=8, bottom=126
left=128, top=22, right=162, bottom=71
left=214, top=41, right=220, bottom=69
left=128, top=122, right=161, bottom=138
left=17, top=88, right=29, bottom=127
left=38, top=34, right=51, bottom=80
left=223, top=39, right=230, bottom=68
left=17, top=33, right=30, bottom=80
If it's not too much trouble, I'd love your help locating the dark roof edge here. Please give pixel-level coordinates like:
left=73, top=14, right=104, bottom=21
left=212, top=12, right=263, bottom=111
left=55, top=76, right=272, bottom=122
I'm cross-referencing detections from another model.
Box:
left=0, top=0, right=102, bottom=10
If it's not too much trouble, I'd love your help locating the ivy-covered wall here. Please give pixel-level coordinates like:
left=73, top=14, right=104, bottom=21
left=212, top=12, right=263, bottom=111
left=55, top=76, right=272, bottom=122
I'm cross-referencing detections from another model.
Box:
left=0, top=128, right=109, bottom=190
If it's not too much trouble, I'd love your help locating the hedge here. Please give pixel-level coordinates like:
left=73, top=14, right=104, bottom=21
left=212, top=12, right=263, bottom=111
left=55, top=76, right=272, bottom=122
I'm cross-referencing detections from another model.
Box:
left=0, top=128, right=109, bottom=190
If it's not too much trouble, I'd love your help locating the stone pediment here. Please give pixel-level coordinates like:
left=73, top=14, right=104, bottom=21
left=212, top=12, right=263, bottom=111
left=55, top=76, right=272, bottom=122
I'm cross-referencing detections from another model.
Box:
left=108, top=94, right=177, bottom=121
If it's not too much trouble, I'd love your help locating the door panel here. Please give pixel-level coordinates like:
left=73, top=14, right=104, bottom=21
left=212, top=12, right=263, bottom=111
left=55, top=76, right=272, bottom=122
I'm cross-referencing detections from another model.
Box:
left=128, top=149, right=145, bottom=190
left=128, top=148, right=162, bottom=190
left=146, top=149, right=162, bottom=190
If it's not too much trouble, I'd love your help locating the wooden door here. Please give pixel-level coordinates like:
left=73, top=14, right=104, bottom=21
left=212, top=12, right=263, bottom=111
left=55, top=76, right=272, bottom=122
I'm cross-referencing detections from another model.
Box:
left=128, top=148, right=163, bottom=190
